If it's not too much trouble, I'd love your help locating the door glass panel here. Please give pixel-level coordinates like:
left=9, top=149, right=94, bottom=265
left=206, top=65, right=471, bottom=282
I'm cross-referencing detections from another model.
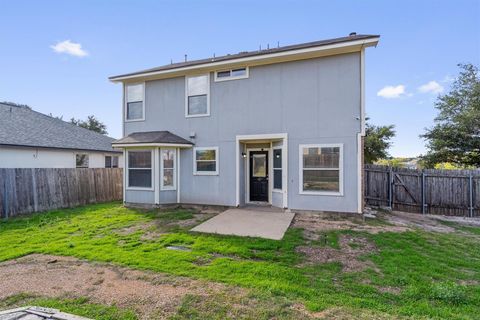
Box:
left=252, top=154, right=267, bottom=177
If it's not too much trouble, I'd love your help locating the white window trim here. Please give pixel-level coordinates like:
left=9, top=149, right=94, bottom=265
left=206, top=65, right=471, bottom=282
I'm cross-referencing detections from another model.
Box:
left=185, top=74, right=210, bottom=118
left=160, top=148, right=176, bottom=191
left=124, top=82, right=145, bottom=122
left=193, top=146, right=219, bottom=175
left=272, top=146, right=283, bottom=192
left=298, top=143, right=344, bottom=196
left=126, top=149, right=154, bottom=191
left=214, top=67, right=249, bottom=82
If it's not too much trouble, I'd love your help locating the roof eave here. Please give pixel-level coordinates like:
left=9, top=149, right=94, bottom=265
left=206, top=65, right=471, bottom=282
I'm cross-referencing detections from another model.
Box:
left=109, top=36, right=380, bottom=83
left=112, top=142, right=193, bottom=148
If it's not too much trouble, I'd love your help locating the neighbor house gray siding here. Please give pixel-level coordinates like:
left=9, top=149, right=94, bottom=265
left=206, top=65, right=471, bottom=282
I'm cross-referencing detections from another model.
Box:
left=124, top=52, right=361, bottom=213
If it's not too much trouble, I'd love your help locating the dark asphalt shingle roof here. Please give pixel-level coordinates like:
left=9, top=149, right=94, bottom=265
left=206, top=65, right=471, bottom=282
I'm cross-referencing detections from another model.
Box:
left=110, top=34, right=379, bottom=80
left=113, top=131, right=193, bottom=145
left=0, top=103, right=120, bottom=153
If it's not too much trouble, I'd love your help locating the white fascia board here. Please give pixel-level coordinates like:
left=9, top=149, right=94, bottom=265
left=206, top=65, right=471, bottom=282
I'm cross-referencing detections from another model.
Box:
left=110, top=38, right=379, bottom=83
left=112, top=143, right=193, bottom=148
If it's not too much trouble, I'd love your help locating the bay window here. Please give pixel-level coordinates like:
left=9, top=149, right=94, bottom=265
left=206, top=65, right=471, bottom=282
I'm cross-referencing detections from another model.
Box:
left=161, top=149, right=176, bottom=190
left=127, top=150, right=152, bottom=189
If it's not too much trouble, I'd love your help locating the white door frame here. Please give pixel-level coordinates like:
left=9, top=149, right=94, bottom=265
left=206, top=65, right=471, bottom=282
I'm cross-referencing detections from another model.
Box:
left=235, top=133, right=288, bottom=207
left=246, top=147, right=272, bottom=204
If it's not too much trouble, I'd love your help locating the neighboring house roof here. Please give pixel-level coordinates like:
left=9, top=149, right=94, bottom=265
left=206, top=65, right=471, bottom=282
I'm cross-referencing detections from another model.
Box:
left=0, top=102, right=120, bottom=153
left=110, top=33, right=380, bottom=82
left=112, top=131, right=193, bottom=147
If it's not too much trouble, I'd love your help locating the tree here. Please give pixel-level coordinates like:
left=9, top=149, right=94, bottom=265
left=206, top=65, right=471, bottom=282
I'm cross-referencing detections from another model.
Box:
left=71, top=115, right=108, bottom=135
left=364, top=121, right=395, bottom=164
left=2, top=101, right=31, bottom=109
left=420, top=64, right=480, bottom=168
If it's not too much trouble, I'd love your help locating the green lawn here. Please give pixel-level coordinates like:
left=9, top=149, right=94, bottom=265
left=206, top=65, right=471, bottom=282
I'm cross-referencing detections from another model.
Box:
left=1, top=203, right=479, bottom=319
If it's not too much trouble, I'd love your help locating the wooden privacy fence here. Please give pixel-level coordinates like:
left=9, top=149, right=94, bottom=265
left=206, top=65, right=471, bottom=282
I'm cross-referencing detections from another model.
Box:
left=365, top=164, right=480, bottom=217
left=0, top=168, right=123, bottom=218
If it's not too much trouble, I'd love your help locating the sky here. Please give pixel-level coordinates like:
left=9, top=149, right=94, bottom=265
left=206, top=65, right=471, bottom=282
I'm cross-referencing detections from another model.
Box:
left=1, top=0, right=479, bottom=157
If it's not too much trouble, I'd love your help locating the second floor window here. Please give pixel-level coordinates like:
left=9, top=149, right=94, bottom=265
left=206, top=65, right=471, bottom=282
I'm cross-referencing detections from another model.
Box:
left=186, top=74, right=209, bottom=117
left=126, top=83, right=144, bottom=121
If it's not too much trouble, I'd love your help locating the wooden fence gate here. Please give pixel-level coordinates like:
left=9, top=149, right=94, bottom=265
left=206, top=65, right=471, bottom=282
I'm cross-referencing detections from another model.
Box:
left=0, top=168, right=123, bottom=218
left=364, top=164, right=480, bottom=217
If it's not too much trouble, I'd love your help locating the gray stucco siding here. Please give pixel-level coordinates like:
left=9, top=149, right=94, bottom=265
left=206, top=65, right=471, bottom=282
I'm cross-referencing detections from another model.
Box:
left=124, top=52, right=362, bottom=212
left=125, top=189, right=155, bottom=204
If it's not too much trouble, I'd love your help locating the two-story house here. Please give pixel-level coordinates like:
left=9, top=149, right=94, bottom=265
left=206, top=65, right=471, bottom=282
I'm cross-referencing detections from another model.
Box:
left=110, top=33, right=379, bottom=213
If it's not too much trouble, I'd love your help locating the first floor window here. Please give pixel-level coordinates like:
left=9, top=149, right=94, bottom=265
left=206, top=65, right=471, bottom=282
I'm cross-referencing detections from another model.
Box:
left=105, top=156, right=119, bottom=168
left=128, top=150, right=152, bottom=188
left=273, top=148, right=282, bottom=190
left=161, top=149, right=176, bottom=189
left=194, top=147, right=218, bottom=175
left=300, top=144, right=342, bottom=194
left=76, top=154, right=89, bottom=168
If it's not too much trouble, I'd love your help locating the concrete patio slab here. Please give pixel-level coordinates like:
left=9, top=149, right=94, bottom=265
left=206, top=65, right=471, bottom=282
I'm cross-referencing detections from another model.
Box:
left=191, top=207, right=295, bottom=240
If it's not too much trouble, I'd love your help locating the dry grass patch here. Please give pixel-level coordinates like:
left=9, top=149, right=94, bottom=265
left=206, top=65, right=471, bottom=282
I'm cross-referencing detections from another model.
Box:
left=0, top=254, right=225, bottom=319
left=296, top=234, right=378, bottom=272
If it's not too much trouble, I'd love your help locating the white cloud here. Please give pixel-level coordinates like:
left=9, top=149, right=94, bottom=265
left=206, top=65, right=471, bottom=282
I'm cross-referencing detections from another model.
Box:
left=442, top=75, right=455, bottom=83
left=418, top=81, right=444, bottom=94
left=377, top=85, right=406, bottom=99
left=50, top=40, right=88, bottom=57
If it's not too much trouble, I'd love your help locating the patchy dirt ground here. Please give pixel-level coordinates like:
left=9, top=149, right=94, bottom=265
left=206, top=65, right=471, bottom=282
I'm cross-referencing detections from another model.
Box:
left=0, top=254, right=225, bottom=319
left=0, top=254, right=315, bottom=320
left=383, top=211, right=457, bottom=233
left=293, top=209, right=480, bottom=235
left=292, top=212, right=409, bottom=236
left=296, top=234, right=377, bottom=272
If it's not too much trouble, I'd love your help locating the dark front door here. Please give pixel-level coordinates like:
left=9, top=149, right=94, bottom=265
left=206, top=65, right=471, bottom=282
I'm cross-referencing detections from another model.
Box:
left=249, top=151, right=269, bottom=202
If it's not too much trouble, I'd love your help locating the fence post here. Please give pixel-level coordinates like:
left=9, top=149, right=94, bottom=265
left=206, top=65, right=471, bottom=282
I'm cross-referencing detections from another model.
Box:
left=421, top=171, right=426, bottom=215
left=469, top=174, right=473, bottom=218
left=388, top=166, right=393, bottom=208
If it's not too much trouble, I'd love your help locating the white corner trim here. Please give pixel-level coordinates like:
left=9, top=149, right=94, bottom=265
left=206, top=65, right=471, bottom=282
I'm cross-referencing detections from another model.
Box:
left=122, top=149, right=126, bottom=203
left=360, top=48, right=366, bottom=136
left=357, top=133, right=363, bottom=213
left=185, top=73, right=211, bottom=118
left=124, top=82, right=146, bottom=122
left=193, top=146, right=219, bottom=175
left=177, top=148, right=181, bottom=203
left=154, top=147, right=160, bottom=204
left=214, top=67, right=249, bottom=82
left=283, top=136, right=288, bottom=208
left=235, top=139, right=240, bottom=206
left=298, top=143, right=344, bottom=196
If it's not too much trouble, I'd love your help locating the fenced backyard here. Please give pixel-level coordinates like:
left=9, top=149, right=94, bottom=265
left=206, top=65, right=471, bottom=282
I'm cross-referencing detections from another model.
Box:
left=365, top=164, right=480, bottom=217
left=0, top=168, right=123, bottom=218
